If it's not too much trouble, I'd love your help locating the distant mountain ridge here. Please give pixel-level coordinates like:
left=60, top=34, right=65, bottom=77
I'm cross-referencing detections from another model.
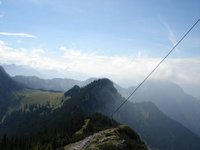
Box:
left=13, top=75, right=97, bottom=92
left=118, top=80, right=200, bottom=136
left=13, top=75, right=82, bottom=92
left=2, top=64, right=89, bottom=80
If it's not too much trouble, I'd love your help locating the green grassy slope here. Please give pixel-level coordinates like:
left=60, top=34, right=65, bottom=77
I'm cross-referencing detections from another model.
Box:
left=1, top=89, right=67, bottom=124
left=16, top=89, right=65, bottom=107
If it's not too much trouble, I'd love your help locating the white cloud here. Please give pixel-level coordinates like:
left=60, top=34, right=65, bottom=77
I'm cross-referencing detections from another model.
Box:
left=0, top=32, right=36, bottom=38
left=49, top=46, right=200, bottom=88
left=161, top=20, right=177, bottom=46
left=0, top=41, right=200, bottom=89
left=59, top=46, right=96, bottom=60
left=0, top=41, right=64, bottom=70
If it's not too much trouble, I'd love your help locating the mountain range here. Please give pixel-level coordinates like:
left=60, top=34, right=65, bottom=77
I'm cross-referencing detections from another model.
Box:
left=0, top=66, right=200, bottom=149
left=13, top=75, right=96, bottom=92
left=2, top=64, right=89, bottom=80
left=13, top=73, right=200, bottom=137
left=0, top=66, right=148, bottom=150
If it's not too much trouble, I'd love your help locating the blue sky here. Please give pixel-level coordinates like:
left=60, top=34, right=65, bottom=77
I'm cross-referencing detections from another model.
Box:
left=0, top=0, right=199, bottom=57
left=0, top=0, right=200, bottom=97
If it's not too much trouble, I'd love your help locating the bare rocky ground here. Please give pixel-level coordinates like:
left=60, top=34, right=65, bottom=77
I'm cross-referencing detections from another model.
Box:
left=64, top=125, right=147, bottom=150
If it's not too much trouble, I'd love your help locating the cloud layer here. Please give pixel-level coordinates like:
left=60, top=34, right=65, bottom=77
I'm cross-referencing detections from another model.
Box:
left=0, top=41, right=200, bottom=89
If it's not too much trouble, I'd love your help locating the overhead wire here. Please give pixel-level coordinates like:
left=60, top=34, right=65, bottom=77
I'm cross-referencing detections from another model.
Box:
left=110, top=18, right=200, bottom=118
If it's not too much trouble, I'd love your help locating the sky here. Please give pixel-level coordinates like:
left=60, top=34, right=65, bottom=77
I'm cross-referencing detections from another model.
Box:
left=0, top=0, right=200, bottom=97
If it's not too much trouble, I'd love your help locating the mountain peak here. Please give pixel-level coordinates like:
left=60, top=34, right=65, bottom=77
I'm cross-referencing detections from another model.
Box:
left=63, top=78, right=122, bottom=116
left=86, top=78, right=113, bottom=87
left=84, top=78, right=116, bottom=93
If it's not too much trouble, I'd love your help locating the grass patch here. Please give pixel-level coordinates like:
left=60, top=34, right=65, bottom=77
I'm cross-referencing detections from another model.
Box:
left=1, top=89, right=68, bottom=124
left=16, top=89, right=64, bottom=107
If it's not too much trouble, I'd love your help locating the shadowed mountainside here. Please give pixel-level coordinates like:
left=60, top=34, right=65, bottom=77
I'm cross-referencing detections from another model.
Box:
left=0, top=66, right=23, bottom=119
left=117, top=80, right=200, bottom=136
